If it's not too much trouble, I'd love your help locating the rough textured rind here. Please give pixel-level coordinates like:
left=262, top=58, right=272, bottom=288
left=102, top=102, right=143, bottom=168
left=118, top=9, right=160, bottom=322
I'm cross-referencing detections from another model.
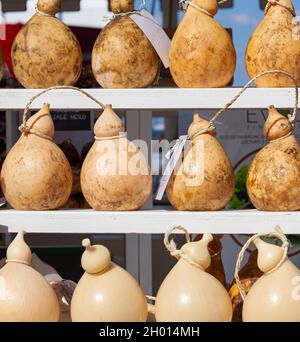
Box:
left=37, top=0, right=60, bottom=15
left=1, top=134, right=73, bottom=210
left=246, top=0, right=300, bottom=87
left=80, top=138, right=152, bottom=211
left=247, top=135, right=300, bottom=211
left=169, top=0, right=236, bottom=88
left=92, top=17, right=159, bottom=89
left=110, top=0, right=134, bottom=13
left=167, top=134, right=234, bottom=210
left=11, top=13, right=82, bottom=89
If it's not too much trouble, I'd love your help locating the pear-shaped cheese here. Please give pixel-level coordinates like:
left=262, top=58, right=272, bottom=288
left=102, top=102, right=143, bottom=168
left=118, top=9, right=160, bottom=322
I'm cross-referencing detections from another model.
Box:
left=167, top=114, right=234, bottom=211
left=1, top=103, right=73, bottom=210
left=247, top=106, right=300, bottom=211
left=170, top=0, right=236, bottom=88
left=11, top=0, right=82, bottom=88
left=0, top=231, right=59, bottom=322
left=155, top=234, right=232, bottom=322
left=243, top=238, right=300, bottom=322
left=71, top=239, right=147, bottom=322
left=80, top=104, right=152, bottom=211
left=246, top=0, right=300, bottom=87
left=92, top=1, right=158, bottom=88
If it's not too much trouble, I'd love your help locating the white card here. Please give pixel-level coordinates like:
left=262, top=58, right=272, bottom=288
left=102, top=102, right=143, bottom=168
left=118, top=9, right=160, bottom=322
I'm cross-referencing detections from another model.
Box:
left=155, top=135, right=189, bottom=201
left=131, top=9, right=171, bottom=68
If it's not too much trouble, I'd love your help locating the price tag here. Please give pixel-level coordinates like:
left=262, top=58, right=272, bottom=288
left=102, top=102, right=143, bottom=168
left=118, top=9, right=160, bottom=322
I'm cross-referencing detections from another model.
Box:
left=131, top=9, right=171, bottom=68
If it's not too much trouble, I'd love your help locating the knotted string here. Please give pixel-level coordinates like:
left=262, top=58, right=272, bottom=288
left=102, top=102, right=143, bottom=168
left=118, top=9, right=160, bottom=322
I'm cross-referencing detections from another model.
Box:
left=265, top=0, right=296, bottom=17
left=94, top=132, right=126, bottom=141
left=20, top=86, right=106, bottom=140
left=193, top=70, right=298, bottom=141
left=179, top=0, right=231, bottom=17
left=166, top=70, right=298, bottom=162
left=234, top=226, right=290, bottom=301
left=111, top=0, right=146, bottom=19
left=164, top=225, right=205, bottom=270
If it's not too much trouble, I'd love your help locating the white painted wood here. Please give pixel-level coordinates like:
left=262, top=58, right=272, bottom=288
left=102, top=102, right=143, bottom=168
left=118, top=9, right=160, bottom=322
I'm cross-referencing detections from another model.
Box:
left=0, top=88, right=297, bottom=110
left=0, top=208, right=299, bottom=234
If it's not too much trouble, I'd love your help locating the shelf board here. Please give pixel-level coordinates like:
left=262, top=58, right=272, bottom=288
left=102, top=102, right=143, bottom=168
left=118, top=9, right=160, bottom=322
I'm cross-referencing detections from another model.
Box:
left=0, top=208, right=299, bottom=234
left=0, top=88, right=297, bottom=110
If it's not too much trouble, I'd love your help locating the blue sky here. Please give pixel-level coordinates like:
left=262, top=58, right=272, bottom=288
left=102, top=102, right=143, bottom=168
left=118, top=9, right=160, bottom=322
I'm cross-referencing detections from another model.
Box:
left=138, top=0, right=300, bottom=86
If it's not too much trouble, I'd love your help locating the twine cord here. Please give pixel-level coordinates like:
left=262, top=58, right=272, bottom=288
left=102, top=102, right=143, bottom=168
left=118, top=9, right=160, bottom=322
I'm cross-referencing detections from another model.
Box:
left=20, top=86, right=106, bottom=140
left=234, top=226, right=290, bottom=301
left=179, top=0, right=213, bottom=17
left=94, top=133, right=126, bottom=141
left=164, top=225, right=204, bottom=270
left=179, top=0, right=230, bottom=17
left=191, top=70, right=298, bottom=142
left=111, top=0, right=145, bottom=19
left=265, top=0, right=296, bottom=17
left=5, top=259, right=31, bottom=266
left=268, top=130, right=293, bottom=144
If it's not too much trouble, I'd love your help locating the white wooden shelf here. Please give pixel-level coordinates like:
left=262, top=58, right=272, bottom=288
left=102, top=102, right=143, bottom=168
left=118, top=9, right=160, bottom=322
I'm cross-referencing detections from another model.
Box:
left=0, top=208, right=299, bottom=235
left=0, top=88, right=297, bottom=110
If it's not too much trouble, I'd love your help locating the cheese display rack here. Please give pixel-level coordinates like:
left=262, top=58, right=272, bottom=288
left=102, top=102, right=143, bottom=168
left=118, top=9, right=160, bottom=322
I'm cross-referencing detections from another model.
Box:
left=1, top=87, right=299, bottom=294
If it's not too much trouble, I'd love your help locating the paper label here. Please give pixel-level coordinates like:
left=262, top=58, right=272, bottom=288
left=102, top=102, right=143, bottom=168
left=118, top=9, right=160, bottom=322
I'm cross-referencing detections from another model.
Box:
left=131, top=9, right=171, bottom=68
left=155, top=135, right=189, bottom=201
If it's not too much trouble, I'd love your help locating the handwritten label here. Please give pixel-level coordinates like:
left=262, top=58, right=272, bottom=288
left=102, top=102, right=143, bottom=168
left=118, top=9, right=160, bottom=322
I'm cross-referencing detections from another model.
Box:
left=31, top=111, right=91, bottom=131
left=131, top=9, right=171, bottom=68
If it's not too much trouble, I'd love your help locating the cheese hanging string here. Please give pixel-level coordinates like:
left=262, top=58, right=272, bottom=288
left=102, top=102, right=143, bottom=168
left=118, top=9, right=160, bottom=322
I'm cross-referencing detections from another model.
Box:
left=20, top=86, right=106, bottom=140
left=165, top=69, right=298, bottom=161
left=164, top=225, right=221, bottom=268
left=164, top=225, right=204, bottom=270
left=109, top=0, right=161, bottom=28
left=234, top=226, right=290, bottom=301
left=35, top=5, right=56, bottom=17
left=265, top=0, right=296, bottom=17
left=191, top=69, right=299, bottom=141
left=179, top=0, right=231, bottom=16
left=112, top=0, right=146, bottom=19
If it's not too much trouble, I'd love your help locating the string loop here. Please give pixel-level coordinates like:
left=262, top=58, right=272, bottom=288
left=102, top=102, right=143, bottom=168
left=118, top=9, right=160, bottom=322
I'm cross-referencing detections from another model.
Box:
left=179, top=0, right=213, bottom=17
left=234, top=226, right=290, bottom=300
left=112, top=0, right=146, bottom=19
left=21, top=86, right=106, bottom=140
left=191, top=70, right=298, bottom=141
left=164, top=225, right=204, bottom=270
